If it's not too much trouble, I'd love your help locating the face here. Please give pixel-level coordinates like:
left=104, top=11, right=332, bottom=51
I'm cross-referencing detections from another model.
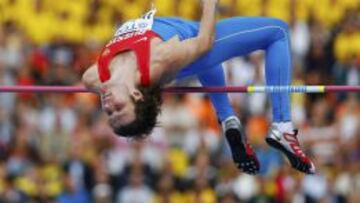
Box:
left=101, top=84, right=141, bottom=128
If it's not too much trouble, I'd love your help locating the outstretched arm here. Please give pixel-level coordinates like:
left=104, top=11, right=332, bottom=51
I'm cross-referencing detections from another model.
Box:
left=157, top=0, right=218, bottom=71
left=197, top=0, right=217, bottom=51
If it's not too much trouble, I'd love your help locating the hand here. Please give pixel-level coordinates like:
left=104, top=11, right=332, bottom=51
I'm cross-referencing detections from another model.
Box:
left=201, top=0, right=218, bottom=5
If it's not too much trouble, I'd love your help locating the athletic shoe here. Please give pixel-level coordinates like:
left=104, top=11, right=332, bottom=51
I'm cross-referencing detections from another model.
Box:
left=222, top=116, right=260, bottom=175
left=265, top=126, right=316, bottom=174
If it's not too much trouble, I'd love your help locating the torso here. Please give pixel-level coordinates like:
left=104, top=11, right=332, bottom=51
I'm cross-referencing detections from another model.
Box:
left=108, top=37, right=168, bottom=85
left=97, top=9, right=179, bottom=87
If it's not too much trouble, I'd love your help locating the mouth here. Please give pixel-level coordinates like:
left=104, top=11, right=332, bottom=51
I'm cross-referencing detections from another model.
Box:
left=101, top=90, right=115, bottom=105
left=102, top=96, right=112, bottom=104
left=101, top=91, right=112, bottom=99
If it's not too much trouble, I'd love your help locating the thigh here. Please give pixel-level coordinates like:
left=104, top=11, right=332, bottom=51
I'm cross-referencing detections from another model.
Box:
left=180, top=17, right=288, bottom=75
left=175, top=62, right=223, bottom=81
left=152, top=17, right=199, bottom=41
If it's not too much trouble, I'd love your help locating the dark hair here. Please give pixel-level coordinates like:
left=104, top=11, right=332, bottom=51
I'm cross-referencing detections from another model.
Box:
left=111, top=84, right=162, bottom=138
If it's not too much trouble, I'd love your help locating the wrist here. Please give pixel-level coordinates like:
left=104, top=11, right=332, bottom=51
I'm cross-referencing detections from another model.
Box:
left=201, top=0, right=218, bottom=6
left=202, top=1, right=217, bottom=11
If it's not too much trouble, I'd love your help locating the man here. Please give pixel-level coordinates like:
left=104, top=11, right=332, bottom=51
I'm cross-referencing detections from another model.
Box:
left=82, top=0, right=315, bottom=175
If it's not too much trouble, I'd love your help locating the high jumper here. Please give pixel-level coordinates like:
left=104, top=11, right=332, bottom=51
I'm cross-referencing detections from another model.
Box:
left=80, top=0, right=318, bottom=175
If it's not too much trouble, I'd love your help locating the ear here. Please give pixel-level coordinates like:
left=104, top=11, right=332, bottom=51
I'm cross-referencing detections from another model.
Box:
left=130, top=89, right=144, bottom=102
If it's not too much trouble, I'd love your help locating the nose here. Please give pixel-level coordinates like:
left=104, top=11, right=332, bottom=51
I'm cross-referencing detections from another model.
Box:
left=113, top=101, right=126, bottom=111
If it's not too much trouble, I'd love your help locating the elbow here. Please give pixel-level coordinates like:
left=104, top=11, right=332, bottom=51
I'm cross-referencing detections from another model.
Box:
left=197, top=35, right=215, bottom=54
left=205, top=35, right=215, bottom=50
left=81, top=64, right=101, bottom=93
left=81, top=70, right=94, bottom=89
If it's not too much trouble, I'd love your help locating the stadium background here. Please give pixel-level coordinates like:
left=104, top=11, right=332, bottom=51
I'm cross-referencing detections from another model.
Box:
left=0, top=0, right=359, bottom=202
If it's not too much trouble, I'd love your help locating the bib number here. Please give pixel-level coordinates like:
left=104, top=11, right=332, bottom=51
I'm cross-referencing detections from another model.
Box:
left=114, top=9, right=156, bottom=37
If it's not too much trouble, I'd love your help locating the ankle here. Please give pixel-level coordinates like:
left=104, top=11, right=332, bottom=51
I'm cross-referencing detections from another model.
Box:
left=221, top=116, right=241, bottom=130
left=272, top=121, right=294, bottom=133
left=222, top=115, right=240, bottom=124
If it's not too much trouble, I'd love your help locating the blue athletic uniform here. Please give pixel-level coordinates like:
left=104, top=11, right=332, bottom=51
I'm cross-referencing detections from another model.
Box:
left=152, top=17, right=292, bottom=122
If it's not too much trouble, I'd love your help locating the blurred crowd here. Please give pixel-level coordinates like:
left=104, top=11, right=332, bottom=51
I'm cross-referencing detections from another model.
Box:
left=0, top=0, right=360, bottom=203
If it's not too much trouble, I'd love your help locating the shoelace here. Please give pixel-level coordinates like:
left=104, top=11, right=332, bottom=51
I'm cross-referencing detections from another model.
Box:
left=283, top=132, right=307, bottom=160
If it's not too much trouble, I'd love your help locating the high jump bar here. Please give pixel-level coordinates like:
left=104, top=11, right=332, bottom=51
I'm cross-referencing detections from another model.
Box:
left=0, top=85, right=359, bottom=93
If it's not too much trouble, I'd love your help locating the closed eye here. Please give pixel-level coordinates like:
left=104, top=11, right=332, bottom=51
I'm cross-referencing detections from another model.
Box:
left=114, top=103, right=125, bottom=111
left=105, top=109, right=113, bottom=116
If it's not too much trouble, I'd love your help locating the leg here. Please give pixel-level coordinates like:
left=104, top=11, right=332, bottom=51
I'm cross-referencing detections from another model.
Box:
left=178, top=17, right=315, bottom=174
left=265, top=31, right=292, bottom=122
left=177, top=63, right=260, bottom=175
left=178, top=17, right=292, bottom=123
left=197, top=64, right=235, bottom=122
left=198, top=65, right=262, bottom=175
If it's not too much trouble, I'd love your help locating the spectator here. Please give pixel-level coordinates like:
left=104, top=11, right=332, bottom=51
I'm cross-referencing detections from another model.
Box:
left=57, top=173, right=90, bottom=203
left=116, top=169, right=154, bottom=203
left=0, top=1, right=358, bottom=202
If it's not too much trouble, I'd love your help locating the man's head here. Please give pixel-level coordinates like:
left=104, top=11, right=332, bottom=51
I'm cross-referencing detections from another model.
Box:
left=102, top=83, right=162, bottom=138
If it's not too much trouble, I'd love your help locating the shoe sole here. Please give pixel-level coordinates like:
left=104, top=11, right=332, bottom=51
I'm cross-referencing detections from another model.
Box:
left=226, top=128, right=259, bottom=175
left=265, top=137, right=314, bottom=174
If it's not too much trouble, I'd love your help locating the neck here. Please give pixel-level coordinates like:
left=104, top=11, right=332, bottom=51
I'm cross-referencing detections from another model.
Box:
left=106, top=52, right=139, bottom=90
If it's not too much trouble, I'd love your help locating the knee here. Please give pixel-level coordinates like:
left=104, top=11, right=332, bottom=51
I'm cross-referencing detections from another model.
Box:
left=270, top=18, right=289, bottom=32
left=267, top=18, right=290, bottom=40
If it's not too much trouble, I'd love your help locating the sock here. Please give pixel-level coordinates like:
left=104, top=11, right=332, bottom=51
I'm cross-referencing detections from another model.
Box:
left=221, top=116, right=241, bottom=129
left=272, top=121, right=294, bottom=133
